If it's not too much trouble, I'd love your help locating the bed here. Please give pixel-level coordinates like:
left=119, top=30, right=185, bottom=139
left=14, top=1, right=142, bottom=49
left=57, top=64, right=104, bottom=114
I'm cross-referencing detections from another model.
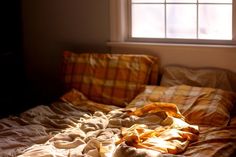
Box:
left=0, top=51, right=236, bottom=157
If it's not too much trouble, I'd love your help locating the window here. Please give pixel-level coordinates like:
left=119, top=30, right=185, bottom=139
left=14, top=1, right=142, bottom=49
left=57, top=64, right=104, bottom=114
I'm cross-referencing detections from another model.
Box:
left=127, top=0, right=235, bottom=44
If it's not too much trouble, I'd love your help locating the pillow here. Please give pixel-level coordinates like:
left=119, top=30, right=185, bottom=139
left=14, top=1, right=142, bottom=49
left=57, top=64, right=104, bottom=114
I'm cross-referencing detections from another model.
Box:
left=127, top=85, right=236, bottom=126
left=62, top=51, right=158, bottom=107
left=160, top=65, right=236, bottom=92
left=60, top=89, right=120, bottom=113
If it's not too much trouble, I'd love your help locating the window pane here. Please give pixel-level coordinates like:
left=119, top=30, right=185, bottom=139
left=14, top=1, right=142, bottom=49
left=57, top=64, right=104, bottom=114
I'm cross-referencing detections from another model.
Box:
left=166, top=4, right=197, bottom=38
left=132, top=0, right=164, bottom=3
left=199, top=5, right=232, bottom=40
left=132, top=4, right=165, bottom=38
left=198, top=0, right=232, bottom=3
left=166, top=0, right=197, bottom=3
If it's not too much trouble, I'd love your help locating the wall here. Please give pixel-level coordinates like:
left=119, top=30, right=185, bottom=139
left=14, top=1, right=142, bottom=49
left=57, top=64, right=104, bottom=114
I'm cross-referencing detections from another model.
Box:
left=109, top=42, right=236, bottom=73
left=21, top=0, right=110, bottom=102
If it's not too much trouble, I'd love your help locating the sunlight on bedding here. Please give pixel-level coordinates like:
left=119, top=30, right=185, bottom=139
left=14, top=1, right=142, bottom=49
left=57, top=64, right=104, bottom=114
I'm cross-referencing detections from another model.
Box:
left=16, top=101, right=199, bottom=157
left=2, top=87, right=236, bottom=157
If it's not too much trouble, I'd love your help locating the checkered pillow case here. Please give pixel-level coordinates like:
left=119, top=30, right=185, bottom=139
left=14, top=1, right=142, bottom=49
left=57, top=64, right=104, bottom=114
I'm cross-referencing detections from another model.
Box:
left=62, top=51, right=158, bottom=107
left=60, top=89, right=120, bottom=113
left=127, top=85, right=236, bottom=126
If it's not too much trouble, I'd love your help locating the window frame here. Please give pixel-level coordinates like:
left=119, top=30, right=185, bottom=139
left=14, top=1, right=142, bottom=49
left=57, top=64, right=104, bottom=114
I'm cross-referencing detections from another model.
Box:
left=109, top=0, right=236, bottom=45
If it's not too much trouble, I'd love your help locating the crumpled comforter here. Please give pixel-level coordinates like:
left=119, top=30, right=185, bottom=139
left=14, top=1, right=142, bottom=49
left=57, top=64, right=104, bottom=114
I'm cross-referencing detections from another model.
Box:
left=110, top=102, right=199, bottom=156
left=0, top=100, right=199, bottom=157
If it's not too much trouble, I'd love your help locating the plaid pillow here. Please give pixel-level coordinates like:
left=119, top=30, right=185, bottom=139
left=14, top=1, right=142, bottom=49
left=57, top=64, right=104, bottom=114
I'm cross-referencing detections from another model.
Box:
left=62, top=51, right=158, bottom=107
left=60, top=89, right=120, bottom=113
left=127, top=85, right=236, bottom=126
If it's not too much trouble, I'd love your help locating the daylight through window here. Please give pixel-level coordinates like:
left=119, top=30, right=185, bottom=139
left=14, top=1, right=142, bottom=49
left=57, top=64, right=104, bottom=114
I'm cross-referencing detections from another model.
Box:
left=131, top=0, right=233, bottom=40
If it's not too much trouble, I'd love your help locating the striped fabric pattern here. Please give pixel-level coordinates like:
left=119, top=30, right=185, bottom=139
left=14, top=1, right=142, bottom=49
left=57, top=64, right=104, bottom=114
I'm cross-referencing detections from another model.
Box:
left=183, top=126, right=236, bottom=157
left=127, top=85, right=236, bottom=126
left=62, top=51, right=158, bottom=107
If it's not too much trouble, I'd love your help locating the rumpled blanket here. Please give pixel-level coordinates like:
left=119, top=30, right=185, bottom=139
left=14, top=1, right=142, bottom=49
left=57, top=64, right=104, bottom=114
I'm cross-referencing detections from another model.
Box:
left=109, top=103, right=199, bottom=156
left=12, top=102, right=198, bottom=157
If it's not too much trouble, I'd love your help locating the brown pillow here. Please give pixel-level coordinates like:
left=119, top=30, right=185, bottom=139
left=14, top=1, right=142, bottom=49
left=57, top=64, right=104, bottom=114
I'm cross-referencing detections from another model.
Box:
left=160, top=65, right=236, bottom=92
left=62, top=51, right=159, bottom=107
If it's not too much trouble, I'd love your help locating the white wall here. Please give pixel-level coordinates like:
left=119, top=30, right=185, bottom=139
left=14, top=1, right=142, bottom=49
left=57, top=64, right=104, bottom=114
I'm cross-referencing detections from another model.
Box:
left=109, top=42, right=236, bottom=73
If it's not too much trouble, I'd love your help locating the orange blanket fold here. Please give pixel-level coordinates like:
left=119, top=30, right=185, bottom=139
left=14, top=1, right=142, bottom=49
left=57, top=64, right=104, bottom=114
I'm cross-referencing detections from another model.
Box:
left=117, top=102, right=199, bottom=154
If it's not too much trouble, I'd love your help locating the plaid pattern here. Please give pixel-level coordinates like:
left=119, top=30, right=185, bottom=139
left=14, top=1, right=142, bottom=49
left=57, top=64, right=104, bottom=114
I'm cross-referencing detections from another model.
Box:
left=148, top=58, right=159, bottom=85
left=127, top=85, right=236, bottom=126
left=62, top=51, right=158, bottom=107
left=183, top=126, right=236, bottom=157
left=60, top=89, right=120, bottom=113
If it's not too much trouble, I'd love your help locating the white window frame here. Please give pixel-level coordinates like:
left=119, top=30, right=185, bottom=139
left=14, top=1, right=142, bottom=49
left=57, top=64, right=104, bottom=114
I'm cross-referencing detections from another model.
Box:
left=110, top=0, right=236, bottom=45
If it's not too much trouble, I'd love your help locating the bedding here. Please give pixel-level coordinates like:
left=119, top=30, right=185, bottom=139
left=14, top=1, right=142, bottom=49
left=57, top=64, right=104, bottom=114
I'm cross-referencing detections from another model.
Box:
left=127, top=85, right=236, bottom=126
left=0, top=87, right=235, bottom=157
left=1, top=53, right=236, bottom=157
left=16, top=101, right=199, bottom=157
left=160, top=65, right=236, bottom=92
left=62, top=51, right=159, bottom=107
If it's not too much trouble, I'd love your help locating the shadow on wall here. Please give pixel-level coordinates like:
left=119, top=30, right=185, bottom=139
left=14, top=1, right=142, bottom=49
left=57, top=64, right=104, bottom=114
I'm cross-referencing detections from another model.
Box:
left=25, top=43, right=111, bottom=107
left=58, top=42, right=111, bottom=54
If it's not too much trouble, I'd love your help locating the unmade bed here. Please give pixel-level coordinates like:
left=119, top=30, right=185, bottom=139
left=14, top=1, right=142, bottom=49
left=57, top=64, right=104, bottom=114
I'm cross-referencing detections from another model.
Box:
left=0, top=52, right=236, bottom=157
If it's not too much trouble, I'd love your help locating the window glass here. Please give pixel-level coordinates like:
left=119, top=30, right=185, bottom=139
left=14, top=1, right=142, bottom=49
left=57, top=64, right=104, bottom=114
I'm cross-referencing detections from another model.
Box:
left=130, top=0, right=233, bottom=41
left=199, top=5, right=232, bottom=40
left=132, top=0, right=164, bottom=3
left=198, top=0, right=232, bottom=3
left=132, top=4, right=165, bottom=38
left=167, top=4, right=197, bottom=38
left=166, top=0, right=197, bottom=3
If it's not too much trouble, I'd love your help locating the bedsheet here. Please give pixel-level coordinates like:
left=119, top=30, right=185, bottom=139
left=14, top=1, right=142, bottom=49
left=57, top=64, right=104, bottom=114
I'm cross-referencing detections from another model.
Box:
left=0, top=101, right=198, bottom=157
left=0, top=102, right=91, bottom=156
left=0, top=91, right=235, bottom=157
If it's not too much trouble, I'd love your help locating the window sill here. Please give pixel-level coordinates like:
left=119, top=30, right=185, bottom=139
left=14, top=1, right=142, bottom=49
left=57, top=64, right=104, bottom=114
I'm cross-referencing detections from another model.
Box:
left=107, top=41, right=236, bottom=49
